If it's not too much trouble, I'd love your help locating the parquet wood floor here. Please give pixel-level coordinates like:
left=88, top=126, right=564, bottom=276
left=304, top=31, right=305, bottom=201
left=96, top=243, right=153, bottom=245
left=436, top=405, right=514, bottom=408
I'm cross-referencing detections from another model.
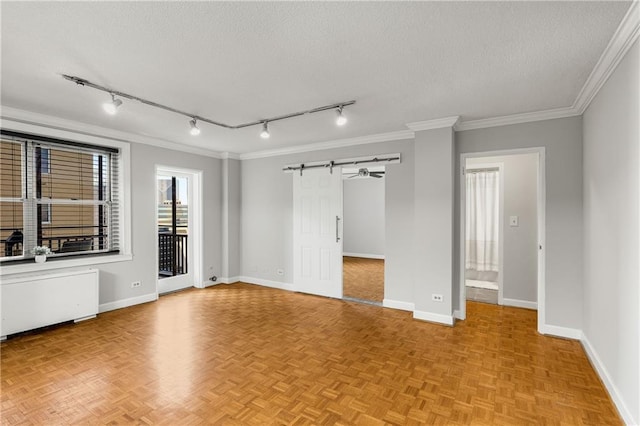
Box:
left=343, top=257, right=384, bottom=303
left=1, top=283, right=621, bottom=425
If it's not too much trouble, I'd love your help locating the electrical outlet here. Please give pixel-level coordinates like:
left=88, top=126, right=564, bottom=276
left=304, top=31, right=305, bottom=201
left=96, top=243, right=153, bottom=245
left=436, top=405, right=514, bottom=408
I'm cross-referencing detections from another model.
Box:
left=131, top=281, right=141, bottom=288
left=432, top=294, right=443, bottom=302
left=276, top=269, right=284, bottom=276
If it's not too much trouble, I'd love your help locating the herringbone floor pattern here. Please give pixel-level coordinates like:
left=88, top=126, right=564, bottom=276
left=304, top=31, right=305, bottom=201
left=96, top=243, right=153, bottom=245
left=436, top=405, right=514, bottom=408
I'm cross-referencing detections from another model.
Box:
left=1, top=283, right=621, bottom=425
left=343, top=257, right=384, bottom=303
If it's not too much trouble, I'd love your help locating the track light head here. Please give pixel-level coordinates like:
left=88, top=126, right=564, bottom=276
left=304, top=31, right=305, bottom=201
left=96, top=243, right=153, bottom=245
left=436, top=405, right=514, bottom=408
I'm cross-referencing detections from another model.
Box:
left=336, top=106, right=347, bottom=126
left=189, top=118, right=201, bottom=136
left=260, top=121, right=270, bottom=139
left=103, top=94, right=122, bottom=115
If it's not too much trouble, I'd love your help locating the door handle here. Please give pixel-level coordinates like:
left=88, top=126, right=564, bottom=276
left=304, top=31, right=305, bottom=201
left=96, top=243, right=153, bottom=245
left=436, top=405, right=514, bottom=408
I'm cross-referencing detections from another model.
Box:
left=336, top=216, right=341, bottom=243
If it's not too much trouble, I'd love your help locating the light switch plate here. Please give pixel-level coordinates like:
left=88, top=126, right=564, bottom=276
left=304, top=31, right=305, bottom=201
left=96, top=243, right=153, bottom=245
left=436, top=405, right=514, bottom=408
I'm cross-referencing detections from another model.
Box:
left=510, top=216, right=519, bottom=227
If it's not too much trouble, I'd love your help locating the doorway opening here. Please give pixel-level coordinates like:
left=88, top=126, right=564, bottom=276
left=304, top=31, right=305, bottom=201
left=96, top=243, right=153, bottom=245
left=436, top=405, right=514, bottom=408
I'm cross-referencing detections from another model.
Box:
left=459, top=149, right=544, bottom=328
left=156, top=166, right=203, bottom=295
left=341, top=166, right=385, bottom=306
left=464, top=162, right=503, bottom=306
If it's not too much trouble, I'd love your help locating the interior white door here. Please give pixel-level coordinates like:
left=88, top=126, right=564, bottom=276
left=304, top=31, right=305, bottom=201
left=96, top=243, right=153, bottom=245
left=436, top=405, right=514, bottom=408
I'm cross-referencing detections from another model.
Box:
left=293, top=167, right=343, bottom=298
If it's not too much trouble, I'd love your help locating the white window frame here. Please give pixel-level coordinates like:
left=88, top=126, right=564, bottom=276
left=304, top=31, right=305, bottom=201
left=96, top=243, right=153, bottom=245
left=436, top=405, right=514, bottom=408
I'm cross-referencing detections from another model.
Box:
left=0, top=120, right=132, bottom=276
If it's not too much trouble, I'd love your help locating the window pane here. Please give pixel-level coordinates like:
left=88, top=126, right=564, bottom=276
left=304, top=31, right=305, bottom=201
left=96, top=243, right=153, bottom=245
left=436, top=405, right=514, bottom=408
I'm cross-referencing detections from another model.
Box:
left=1, top=140, right=22, bottom=199
left=39, top=203, right=109, bottom=253
left=37, top=148, right=108, bottom=201
left=0, top=201, right=24, bottom=257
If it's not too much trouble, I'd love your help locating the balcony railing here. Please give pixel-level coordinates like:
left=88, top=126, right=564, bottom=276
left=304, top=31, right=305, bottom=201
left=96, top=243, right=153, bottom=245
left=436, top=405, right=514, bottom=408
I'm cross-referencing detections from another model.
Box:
left=158, top=232, right=188, bottom=277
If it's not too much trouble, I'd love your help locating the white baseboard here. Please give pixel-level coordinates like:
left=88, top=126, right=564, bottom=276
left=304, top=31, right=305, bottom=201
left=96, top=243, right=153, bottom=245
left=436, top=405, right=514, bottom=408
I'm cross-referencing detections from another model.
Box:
left=383, top=299, right=415, bottom=312
left=581, top=333, right=635, bottom=425
left=413, top=310, right=454, bottom=326
left=99, top=292, right=158, bottom=314
left=502, top=298, right=538, bottom=310
left=343, top=252, right=385, bottom=260
left=214, top=276, right=240, bottom=285
left=238, top=276, right=294, bottom=292
left=453, top=309, right=465, bottom=320
left=539, top=324, right=582, bottom=340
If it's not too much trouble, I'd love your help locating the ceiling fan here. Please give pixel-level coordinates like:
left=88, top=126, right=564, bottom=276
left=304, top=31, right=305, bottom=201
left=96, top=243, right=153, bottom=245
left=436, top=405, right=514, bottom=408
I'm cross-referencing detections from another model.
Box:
left=344, top=168, right=385, bottom=179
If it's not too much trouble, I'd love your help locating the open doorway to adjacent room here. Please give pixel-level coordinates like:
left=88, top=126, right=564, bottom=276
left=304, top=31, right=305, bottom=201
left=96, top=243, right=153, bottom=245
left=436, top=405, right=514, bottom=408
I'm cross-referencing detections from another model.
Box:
left=341, top=166, right=385, bottom=305
left=460, top=150, right=542, bottom=319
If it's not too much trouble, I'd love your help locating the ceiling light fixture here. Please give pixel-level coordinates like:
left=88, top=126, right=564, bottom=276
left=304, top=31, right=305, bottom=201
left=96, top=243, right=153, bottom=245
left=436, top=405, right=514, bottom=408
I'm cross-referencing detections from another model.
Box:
left=189, top=118, right=201, bottom=136
left=260, top=122, right=270, bottom=139
left=336, top=106, right=347, bottom=126
left=63, top=75, right=355, bottom=139
left=103, top=93, right=122, bottom=115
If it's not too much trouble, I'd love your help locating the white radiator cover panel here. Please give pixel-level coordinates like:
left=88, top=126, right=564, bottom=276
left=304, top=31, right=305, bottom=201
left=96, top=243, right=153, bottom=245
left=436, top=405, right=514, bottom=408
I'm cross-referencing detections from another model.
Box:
left=1, top=269, right=99, bottom=337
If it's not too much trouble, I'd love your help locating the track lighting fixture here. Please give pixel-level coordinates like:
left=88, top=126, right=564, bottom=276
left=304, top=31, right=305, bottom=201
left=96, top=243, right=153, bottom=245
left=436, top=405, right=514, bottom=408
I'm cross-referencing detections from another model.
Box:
left=260, top=122, right=270, bottom=139
left=189, top=118, right=201, bottom=136
left=336, top=106, right=347, bottom=126
left=63, top=75, right=355, bottom=139
left=102, top=94, right=122, bottom=115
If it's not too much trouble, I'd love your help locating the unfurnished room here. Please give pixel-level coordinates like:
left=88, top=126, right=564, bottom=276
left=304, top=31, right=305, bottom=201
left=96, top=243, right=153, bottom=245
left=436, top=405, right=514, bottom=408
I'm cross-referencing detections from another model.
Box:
left=0, top=1, right=639, bottom=424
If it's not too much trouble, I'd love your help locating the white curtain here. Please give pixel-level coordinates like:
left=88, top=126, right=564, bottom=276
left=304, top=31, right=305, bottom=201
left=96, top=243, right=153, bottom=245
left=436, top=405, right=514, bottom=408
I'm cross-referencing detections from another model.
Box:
left=466, top=170, right=499, bottom=272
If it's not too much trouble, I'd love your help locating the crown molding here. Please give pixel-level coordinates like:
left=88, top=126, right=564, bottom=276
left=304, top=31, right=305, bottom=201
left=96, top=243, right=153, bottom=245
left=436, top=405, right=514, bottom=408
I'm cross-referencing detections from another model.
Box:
left=406, top=116, right=460, bottom=131
left=239, top=129, right=414, bottom=160
left=220, top=152, right=241, bottom=160
left=0, top=106, right=226, bottom=159
left=455, top=106, right=580, bottom=132
left=573, top=1, right=640, bottom=114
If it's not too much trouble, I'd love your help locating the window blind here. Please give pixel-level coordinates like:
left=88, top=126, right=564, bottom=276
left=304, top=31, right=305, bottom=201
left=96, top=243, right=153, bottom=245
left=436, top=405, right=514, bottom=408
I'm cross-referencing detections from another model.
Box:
left=0, top=131, right=120, bottom=260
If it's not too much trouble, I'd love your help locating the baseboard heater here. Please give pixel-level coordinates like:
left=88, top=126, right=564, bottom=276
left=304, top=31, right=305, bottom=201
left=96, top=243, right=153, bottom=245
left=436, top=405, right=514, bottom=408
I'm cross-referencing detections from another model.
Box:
left=1, top=269, right=99, bottom=340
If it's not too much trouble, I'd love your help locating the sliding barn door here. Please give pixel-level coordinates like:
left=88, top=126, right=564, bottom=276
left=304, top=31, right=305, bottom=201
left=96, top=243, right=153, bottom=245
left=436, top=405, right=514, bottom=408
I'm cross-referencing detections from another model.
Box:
left=293, top=168, right=343, bottom=298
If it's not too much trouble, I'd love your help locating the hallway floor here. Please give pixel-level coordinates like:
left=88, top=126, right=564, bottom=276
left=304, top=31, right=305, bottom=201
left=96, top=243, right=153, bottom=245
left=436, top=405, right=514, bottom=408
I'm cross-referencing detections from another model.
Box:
left=343, top=256, right=384, bottom=303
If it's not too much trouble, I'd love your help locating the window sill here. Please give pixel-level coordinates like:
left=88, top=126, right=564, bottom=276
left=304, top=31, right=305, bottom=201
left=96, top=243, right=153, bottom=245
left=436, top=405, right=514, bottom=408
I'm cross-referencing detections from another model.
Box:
left=0, top=253, right=133, bottom=277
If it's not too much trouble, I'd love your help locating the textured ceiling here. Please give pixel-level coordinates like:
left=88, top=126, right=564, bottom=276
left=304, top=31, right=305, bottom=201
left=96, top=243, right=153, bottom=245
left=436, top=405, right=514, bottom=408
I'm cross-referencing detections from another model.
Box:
left=0, top=1, right=631, bottom=155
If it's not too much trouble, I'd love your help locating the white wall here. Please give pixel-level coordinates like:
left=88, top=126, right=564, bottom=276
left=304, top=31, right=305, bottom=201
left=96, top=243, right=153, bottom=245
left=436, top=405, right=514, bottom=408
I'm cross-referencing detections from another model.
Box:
left=240, top=139, right=415, bottom=304
left=343, top=177, right=385, bottom=257
left=98, top=142, right=222, bottom=305
left=455, top=116, right=584, bottom=330
left=467, top=153, right=538, bottom=304
left=582, top=39, right=639, bottom=425
left=221, top=158, right=241, bottom=280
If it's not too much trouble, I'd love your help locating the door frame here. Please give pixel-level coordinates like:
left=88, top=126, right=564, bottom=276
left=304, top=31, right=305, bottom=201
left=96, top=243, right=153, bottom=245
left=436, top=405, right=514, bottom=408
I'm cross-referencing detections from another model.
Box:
left=155, top=165, right=203, bottom=296
left=463, top=161, right=504, bottom=306
left=458, top=147, right=546, bottom=335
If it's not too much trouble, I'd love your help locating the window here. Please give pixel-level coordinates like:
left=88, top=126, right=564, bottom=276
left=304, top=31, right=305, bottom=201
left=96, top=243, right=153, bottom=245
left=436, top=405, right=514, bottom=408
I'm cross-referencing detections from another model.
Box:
left=40, top=148, right=50, bottom=174
left=0, top=131, right=120, bottom=261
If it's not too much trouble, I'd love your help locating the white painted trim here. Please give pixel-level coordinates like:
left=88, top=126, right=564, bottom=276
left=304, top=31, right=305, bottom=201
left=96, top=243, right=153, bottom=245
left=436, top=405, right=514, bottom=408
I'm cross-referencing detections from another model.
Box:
left=0, top=106, right=225, bottom=158
left=573, top=1, right=640, bottom=114
left=502, top=298, right=537, bottom=310
left=218, top=276, right=241, bottom=284
left=220, top=152, right=241, bottom=160
left=238, top=276, right=295, bottom=292
left=539, top=324, right=581, bottom=340
left=240, top=130, right=413, bottom=160
left=406, top=116, right=460, bottom=131
left=0, top=254, right=133, bottom=277
left=581, top=333, right=636, bottom=425
left=455, top=107, right=579, bottom=132
left=453, top=309, right=464, bottom=320
left=343, top=252, right=385, bottom=260
left=98, top=292, right=157, bottom=313
left=382, top=299, right=415, bottom=312
left=413, top=310, right=454, bottom=326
